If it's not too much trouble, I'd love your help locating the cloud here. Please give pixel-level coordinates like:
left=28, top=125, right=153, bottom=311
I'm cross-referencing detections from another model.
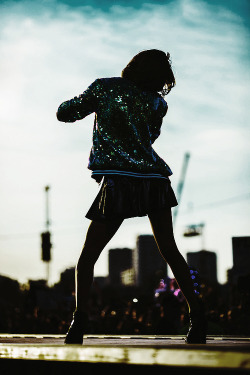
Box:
left=0, top=0, right=249, bottom=283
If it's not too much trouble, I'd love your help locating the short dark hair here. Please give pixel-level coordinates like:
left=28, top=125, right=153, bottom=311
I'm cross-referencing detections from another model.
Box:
left=121, top=49, right=175, bottom=95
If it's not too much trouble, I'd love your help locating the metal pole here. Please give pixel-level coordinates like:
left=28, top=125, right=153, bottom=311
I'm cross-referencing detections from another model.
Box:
left=45, top=186, right=50, bottom=231
left=45, top=186, right=50, bottom=284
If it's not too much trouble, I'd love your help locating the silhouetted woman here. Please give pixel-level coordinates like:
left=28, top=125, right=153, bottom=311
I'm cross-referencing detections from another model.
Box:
left=57, top=49, right=206, bottom=344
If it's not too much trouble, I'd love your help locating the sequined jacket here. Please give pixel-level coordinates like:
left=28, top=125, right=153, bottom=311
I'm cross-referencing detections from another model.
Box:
left=57, top=77, right=173, bottom=179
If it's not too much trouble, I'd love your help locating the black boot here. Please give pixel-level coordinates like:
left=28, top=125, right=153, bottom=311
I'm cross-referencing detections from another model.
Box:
left=64, top=310, right=89, bottom=344
left=185, top=301, right=207, bottom=344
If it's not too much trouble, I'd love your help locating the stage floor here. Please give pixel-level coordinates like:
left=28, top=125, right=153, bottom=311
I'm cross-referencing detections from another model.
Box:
left=0, top=334, right=250, bottom=373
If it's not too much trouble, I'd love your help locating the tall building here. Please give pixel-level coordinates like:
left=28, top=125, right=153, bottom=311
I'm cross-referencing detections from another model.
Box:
left=187, top=250, right=218, bottom=284
left=232, top=237, right=250, bottom=277
left=228, top=236, right=250, bottom=284
left=108, top=248, right=133, bottom=285
left=134, top=234, right=167, bottom=288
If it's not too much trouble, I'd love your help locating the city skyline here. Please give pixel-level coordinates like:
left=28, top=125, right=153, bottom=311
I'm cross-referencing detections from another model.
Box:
left=3, top=234, right=249, bottom=290
left=0, top=0, right=249, bottom=285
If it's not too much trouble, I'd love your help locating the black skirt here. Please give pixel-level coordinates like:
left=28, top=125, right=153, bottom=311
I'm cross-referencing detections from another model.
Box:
left=86, top=175, right=178, bottom=222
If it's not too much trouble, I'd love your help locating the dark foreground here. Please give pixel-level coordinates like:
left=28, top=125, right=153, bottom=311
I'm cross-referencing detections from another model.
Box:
left=0, top=334, right=250, bottom=374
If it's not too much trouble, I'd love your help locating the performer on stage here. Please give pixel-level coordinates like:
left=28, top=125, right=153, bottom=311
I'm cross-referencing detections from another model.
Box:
left=57, top=49, right=206, bottom=344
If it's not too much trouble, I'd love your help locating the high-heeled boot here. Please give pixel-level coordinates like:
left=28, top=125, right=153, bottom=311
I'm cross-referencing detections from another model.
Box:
left=185, top=301, right=207, bottom=344
left=64, top=310, right=89, bottom=344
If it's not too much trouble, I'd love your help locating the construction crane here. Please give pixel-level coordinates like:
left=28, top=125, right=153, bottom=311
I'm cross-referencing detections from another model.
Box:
left=172, top=154, right=205, bottom=246
left=183, top=222, right=205, bottom=249
left=183, top=223, right=204, bottom=237
left=172, top=152, right=190, bottom=227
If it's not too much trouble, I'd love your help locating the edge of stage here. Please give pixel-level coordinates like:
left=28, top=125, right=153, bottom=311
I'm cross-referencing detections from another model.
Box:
left=0, top=334, right=250, bottom=374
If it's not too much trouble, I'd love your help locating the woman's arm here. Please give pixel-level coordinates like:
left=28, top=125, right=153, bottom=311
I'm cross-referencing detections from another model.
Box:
left=56, top=79, right=100, bottom=123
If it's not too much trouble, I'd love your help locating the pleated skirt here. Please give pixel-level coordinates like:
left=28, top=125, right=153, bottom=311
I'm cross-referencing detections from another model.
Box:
left=86, top=175, right=178, bottom=222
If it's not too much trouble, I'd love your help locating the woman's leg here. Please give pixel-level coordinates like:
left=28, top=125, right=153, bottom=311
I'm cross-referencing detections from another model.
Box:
left=76, top=218, right=123, bottom=312
left=148, top=208, right=200, bottom=312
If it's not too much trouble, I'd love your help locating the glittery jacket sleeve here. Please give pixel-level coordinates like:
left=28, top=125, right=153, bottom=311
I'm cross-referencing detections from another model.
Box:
left=56, top=79, right=100, bottom=122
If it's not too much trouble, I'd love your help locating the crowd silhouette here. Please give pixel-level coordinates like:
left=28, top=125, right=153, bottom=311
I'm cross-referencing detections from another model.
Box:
left=0, top=272, right=249, bottom=336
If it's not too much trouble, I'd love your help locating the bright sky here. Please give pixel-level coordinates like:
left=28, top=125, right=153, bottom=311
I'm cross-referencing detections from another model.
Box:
left=0, top=0, right=249, bottom=285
